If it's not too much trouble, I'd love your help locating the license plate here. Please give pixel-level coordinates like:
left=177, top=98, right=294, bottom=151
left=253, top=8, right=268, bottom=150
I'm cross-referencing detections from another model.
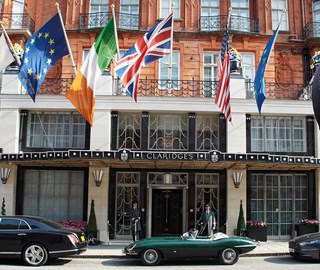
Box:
left=289, top=248, right=295, bottom=253
left=81, top=235, right=85, bottom=242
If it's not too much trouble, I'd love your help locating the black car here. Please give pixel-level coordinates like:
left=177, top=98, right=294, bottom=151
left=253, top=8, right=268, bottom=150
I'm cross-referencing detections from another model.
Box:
left=0, top=215, right=87, bottom=266
left=289, top=232, right=320, bottom=260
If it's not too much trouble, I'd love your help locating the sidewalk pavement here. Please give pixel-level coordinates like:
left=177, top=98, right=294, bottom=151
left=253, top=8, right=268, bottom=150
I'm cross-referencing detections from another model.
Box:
left=78, top=240, right=290, bottom=258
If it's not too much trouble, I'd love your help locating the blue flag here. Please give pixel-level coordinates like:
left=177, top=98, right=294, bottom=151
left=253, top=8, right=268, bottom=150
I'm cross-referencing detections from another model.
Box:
left=254, top=25, right=280, bottom=114
left=18, top=13, right=68, bottom=101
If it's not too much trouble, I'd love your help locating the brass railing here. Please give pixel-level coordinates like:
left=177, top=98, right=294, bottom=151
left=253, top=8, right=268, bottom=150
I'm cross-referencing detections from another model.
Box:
left=200, top=15, right=259, bottom=33
left=37, top=77, right=311, bottom=101
left=302, top=22, right=320, bottom=40
left=79, top=12, right=139, bottom=30
left=0, top=13, right=35, bottom=33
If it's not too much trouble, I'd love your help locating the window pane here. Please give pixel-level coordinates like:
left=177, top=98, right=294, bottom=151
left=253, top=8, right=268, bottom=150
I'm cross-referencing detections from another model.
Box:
left=23, top=170, right=84, bottom=221
left=250, top=116, right=306, bottom=152
left=26, top=112, right=86, bottom=149
left=161, top=0, right=179, bottom=18
left=271, top=0, right=288, bottom=30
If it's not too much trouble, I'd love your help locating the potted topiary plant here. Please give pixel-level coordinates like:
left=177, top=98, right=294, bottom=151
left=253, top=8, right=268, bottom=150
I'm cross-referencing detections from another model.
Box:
left=236, top=200, right=246, bottom=236
left=87, top=199, right=99, bottom=244
left=1, top=197, right=6, bottom=215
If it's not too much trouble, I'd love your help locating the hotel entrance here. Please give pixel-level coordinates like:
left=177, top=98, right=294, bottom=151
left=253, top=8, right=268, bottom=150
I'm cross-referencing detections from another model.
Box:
left=152, top=189, right=183, bottom=236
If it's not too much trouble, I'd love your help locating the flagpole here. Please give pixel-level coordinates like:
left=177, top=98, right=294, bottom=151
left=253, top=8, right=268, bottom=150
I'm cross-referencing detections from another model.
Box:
left=55, top=2, right=77, bottom=76
left=111, top=4, right=120, bottom=62
left=168, top=2, right=174, bottom=96
left=227, top=7, right=232, bottom=29
left=263, top=9, right=286, bottom=67
left=111, top=4, right=120, bottom=95
left=0, top=21, right=21, bottom=66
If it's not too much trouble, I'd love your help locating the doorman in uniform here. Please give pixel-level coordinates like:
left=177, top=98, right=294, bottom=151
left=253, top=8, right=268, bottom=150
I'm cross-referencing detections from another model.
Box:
left=129, top=201, right=144, bottom=241
left=200, top=204, right=217, bottom=236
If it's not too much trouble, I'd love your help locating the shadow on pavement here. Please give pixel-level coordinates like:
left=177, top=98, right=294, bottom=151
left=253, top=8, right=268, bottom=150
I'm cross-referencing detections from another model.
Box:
left=102, top=258, right=224, bottom=267
left=264, top=256, right=318, bottom=265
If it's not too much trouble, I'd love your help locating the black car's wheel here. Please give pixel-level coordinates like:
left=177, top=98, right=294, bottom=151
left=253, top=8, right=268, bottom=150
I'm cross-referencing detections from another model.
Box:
left=140, top=249, right=161, bottom=266
left=218, top=248, right=239, bottom=265
left=22, top=243, right=48, bottom=266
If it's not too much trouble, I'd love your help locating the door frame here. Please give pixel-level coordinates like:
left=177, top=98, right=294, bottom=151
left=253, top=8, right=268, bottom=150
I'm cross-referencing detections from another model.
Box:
left=146, top=186, right=187, bottom=238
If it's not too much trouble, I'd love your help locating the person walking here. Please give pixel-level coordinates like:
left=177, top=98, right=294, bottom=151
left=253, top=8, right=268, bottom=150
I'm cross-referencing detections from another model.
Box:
left=200, top=204, right=217, bottom=236
left=129, top=201, right=144, bottom=242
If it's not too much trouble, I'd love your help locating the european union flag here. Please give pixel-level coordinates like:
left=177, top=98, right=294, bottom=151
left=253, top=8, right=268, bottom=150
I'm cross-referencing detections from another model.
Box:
left=18, top=13, right=68, bottom=101
left=254, top=25, right=280, bottom=114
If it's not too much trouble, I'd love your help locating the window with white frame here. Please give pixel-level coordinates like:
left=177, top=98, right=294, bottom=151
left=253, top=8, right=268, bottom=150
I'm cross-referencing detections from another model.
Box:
left=203, top=52, right=219, bottom=96
left=26, top=112, right=86, bottom=149
left=250, top=116, right=306, bottom=152
left=231, top=0, right=250, bottom=31
left=90, top=0, right=108, bottom=13
left=89, top=0, right=109, bottom=28
left=241, top=53, right=255, bottom=81
left=313, top=1, right=320, bottom=37
left=12, top=0, right=25, bottom=28
left=0, top=0, right=3, bottom=13
left=161, top=0, right=180, bottom=19
left=120, top=0, right=139, bottom=29
left=159, top=51, right=180, bottom=89
left=23, top=169, right=84, bottom=221
left=149, top=113, right=188, bottom=150
left=271, top=0, right=288, bottom=31
left=200, top=0, right=220, bottom=31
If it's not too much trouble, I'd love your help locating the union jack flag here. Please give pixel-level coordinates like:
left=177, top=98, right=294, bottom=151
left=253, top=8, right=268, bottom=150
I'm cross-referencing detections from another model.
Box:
left=215, top=25, right=231, bottom=123
left=115, top=13, right=173, bottom=101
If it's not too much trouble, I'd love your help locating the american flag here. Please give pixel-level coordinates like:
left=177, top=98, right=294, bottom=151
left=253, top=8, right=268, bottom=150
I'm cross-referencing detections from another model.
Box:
left=115, top=13, right=173, bottom=101
left=215, top=25, right=231, bottom=123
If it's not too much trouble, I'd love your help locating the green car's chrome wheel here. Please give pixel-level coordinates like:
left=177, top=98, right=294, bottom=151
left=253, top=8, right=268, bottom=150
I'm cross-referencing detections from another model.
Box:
left=140, top=249, right=161, bottom=266
left=218, top=248, right=239, bottom=265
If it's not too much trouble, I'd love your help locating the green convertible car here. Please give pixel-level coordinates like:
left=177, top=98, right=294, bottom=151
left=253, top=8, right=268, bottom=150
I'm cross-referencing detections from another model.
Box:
left=123, top=229, right=257, bottom=266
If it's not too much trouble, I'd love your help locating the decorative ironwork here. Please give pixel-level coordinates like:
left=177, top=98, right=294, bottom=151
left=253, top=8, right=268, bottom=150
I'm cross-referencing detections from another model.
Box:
left=148, top=113, right=188, bottom=150
left=200, top=15, right=259, bottom=33
left=148, top=173, right=188, bottom=186
left=0, top=13, right=35, bottom=33
left=195, top=173, right=219, bottom=228
left=302, top=22, right=320, bottom=40
left=79, top=12, right=139, bottom=30
left=196, top=115, right=219, bottom=151
left=246, top=81, right=312, bottom=101
left=36, top=77, right=311, bottom=101
left=116, top=78, right=219, bottom=98
left=115, top=172, right=140, bottom=236
left=118, top=112, right=141, bottom=149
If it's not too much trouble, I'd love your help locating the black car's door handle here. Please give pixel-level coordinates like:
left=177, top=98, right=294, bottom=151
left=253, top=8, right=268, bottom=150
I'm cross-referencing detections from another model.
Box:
left=17, top=233, right=26, bottom=236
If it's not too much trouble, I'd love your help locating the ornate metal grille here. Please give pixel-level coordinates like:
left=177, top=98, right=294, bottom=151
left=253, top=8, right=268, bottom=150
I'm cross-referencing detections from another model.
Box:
left=115, top=172, right=140, bottom=237
left=148, top=113, right=188, bottom=150
left=195, top=174, right=219, bottom=227
left=200, top=15, right=259, bottom=33
left=148, top=173, right=188, bottom=186
left=196, top=114, right=219, bottom=151
left=117, top=112, right=141, bottom=149
left=0, top=13, right=35, bottom=33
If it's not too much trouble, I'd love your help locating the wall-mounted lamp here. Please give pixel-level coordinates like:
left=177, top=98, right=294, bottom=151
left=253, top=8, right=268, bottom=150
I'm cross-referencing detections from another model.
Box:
left=232, top=172, right=243, bottom=189
left=0, top=167, right=11, bottom=184
left=164, top=173, right=172, bottom=185
left=92, top=170, right=104, bottom=187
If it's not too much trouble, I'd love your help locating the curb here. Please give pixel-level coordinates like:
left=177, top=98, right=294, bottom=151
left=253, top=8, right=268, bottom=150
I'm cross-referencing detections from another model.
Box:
left=70, top=252, right=290, bottom=259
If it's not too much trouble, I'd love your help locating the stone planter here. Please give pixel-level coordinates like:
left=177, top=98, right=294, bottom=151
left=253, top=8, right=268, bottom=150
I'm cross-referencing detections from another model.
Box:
left=247, top=226, right=267, bottom=241
left=295, top=224, right=319, bottom=236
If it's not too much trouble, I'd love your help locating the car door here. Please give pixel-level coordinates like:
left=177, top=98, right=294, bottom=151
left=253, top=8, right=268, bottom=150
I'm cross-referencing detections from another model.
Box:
left=0, top=218, right=29, bottom=254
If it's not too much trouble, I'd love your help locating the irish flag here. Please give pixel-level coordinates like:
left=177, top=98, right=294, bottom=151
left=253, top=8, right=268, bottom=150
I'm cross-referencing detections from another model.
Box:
left=66, top=16, right=118, bottom=126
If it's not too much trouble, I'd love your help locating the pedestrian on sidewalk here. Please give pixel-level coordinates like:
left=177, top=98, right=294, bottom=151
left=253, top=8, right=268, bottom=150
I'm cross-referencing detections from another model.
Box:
left=129, top=201, right=144, bottom=242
